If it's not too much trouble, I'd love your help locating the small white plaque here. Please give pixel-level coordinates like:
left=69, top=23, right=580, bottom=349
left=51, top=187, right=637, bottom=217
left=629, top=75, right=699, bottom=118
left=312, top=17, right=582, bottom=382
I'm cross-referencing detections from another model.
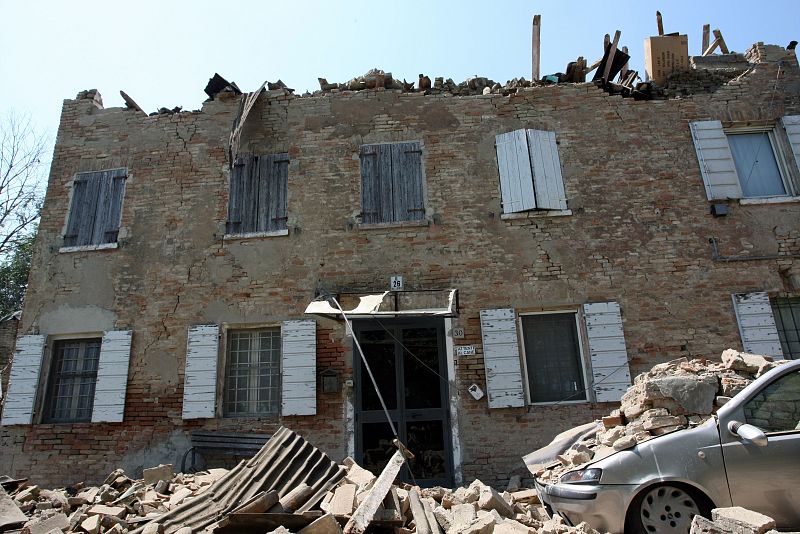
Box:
left=455, top=345, right=476, bottom=357
left=390, top=275, right=404, bottom=291
left=452, top=327, right=465, bottom=339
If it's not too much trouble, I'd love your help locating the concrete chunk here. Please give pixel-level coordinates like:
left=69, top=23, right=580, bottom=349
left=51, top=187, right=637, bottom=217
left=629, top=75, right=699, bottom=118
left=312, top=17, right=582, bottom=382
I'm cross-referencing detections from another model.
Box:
left=143, top=464, right=174, bottom=485
left=477, top=485, right=513, bottom=517
left=87, top=504, right=127, bottom=518
left=299, top=513, right=342, bottom=534
left=712, top=507, right=776, bottom=534
left=22, top=513, right=69, bottom=534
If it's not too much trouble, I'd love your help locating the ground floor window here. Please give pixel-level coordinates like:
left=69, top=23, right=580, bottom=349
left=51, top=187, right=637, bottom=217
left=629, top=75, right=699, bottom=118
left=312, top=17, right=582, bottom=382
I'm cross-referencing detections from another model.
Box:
left=224, top=328, right=281, bottom=416
left=520, top=312, right=586, bottom=403
left=772, top=297, right=800, bottom=359
left=43, top=338, right=101, bottom=423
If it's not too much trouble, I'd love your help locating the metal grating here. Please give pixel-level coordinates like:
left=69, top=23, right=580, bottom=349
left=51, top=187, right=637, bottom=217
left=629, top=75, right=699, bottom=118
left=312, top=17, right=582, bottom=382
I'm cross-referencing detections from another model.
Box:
left=133, top=427, right=345, bottom=534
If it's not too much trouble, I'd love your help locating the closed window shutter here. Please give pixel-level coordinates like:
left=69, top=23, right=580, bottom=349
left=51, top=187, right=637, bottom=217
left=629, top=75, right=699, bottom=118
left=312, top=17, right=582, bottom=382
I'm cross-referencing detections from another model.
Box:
left=583, top=302, right=631, bottom=403
left=281, top=320, right=316, bottom=416
left=360, top=145, right=381, bottom=224
left=182, top=325, right=220, bottom=419
left=1, top=335, right=45, bottom=425
left=392, top=142, right=425, bottom=221
left=101, top=172, right=127, bottom=244
left=781, top=115, right=800, bottom=177
left=480, top=309, right=525, bottom=408
left=226, top=159, right=246, bottom=234
left=241, top=157, right=260, bottom=233
left=527, top=130, right=568, bottom=210
left=732, top=292, right=784, bottom=359
left=689, top=120, right=743, bottom=200
left=91, top=330, right=132, bottom=423
left=495, top=130, right=536, bottom=213
left=267, top=154, right=289, bottom=231
left=64, top=178, right=88, bottom=246
left=376, top=145, right=394, bottom=223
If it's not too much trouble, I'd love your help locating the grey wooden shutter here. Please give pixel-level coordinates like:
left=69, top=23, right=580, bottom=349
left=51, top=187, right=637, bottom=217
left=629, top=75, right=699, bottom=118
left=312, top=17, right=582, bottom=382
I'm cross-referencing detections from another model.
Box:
left=242, top=156, right=259, bottom=233
left=480, top=309, right=525, bottom=408
left=527, top=130, right=568, bottom=210
left=781, top=115, right=800, bottom=175
left=360, top=145, right=380, bottom=224
left=583, top=302, right=631, bottom=403
left=226, top=159, right=246, bottom=234
left=266, top=154, right=289, bottom=231
left=732, top=292, right=783, bottom=359
left=281, top=320, right=316, bottom=416
left=1, top=335, right=45, bottom=425
left=495, top=130, right=536, bottom=214
left=91, top=330, right=132, bottom=423
left=64, top=177, right=88, bottom=246
left=101, top=171, right=126, bottom=244
left=392, top=142, right=425, bottom=221
left=182, top=324, right=220, bottom=419
left=689, top=120, right=743, bottom=200
left=377, top=145, right=394, bottom=223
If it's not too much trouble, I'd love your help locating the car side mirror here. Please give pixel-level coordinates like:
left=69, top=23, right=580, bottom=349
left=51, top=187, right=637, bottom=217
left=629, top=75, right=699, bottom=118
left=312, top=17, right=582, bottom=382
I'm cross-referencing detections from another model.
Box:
left=728, top=421, right=768, bottom=447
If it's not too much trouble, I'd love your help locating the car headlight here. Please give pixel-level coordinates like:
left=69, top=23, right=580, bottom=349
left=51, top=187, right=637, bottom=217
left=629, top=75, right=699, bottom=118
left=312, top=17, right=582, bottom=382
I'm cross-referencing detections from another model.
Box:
left=559, top=468, right=602, bottom=484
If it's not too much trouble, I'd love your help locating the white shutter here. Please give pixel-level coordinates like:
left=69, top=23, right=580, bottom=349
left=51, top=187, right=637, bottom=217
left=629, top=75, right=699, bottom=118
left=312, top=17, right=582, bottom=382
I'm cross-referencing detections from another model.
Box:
left=781, top=115, right=800, bottom=175
left=689, top=120, right=743, bottom=200
left=1, top=335, right=45, bottom=426
left=583, top=302, right=631, bottom=403
left=91, top=330, right=132, bottom=423
left=495, top=130, right=536, bottom=213
left=182, top=325, right=220, bottom=419
left=527, top=130, right=568, bottom=210
left=732, top=293, right=783, bottom=359
left=281, top=320, right=316, bottom=416
left=480, top=309, right=525, bottom=408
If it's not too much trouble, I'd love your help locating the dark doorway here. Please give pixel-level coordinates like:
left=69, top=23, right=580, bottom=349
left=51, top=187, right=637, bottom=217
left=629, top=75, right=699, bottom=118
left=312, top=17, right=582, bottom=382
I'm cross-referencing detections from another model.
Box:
left=353, top=319, right=453, bottom=487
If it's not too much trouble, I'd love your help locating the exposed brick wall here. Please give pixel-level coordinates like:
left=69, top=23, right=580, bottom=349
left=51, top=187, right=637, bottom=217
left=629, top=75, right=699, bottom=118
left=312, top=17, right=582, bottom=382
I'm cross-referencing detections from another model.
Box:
left=2, top=43, right=799, bottom=487
left=0, top=318, right=19, bottom=402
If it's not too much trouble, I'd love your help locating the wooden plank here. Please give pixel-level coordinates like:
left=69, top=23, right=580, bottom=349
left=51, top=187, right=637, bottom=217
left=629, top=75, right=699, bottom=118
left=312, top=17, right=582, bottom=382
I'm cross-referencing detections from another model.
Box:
left=702, top=24, right=710, bottom=52
left=421, top=496, right=441, bottom=534
left=1, top=335, right=45, bottom=425
left=531, top=15, right=541, bottom=81
left=229, top=81, right=266, bottom=163
left=343, top=449, right=406, bottom=534
left=713, top=29, right=729, bottom=54
left=92, top=330, right=132, bottom=423
left=281, top=320, right=316, bottom=416
left=182, top=325, right=219, bottom=419
left=619, top=46, right=629, bottom=81
left=408, top=490, right=431, bottom=534
left=656, top=11, right=664, bottom=36
left=602, top=30, right=621, bottom=82
left=703, top=37, right=721, bottom=56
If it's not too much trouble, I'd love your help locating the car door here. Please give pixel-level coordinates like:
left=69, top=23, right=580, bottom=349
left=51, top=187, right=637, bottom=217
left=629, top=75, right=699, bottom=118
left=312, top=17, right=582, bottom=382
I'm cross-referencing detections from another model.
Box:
left=717, top=366, right=800, bottom=528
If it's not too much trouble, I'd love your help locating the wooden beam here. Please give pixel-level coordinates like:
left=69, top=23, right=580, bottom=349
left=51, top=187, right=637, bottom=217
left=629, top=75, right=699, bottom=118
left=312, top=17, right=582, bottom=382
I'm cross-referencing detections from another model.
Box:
left=604, top=33, right=611, bottom=50
left=532, top=15, right=541, bottom=81
left=602, top=30, right=621, bottom=82
left=713, top=29, right=729, bottom=54
left=619, top=46, right=629, bottom=81
left=343, top=449, right=406, bottom=534
left=586, top=57, right=602, bottom=74
left=656, top=11, right=664, bottom=36
left=703, top=37, right=721, bottom=56
left=408, top=490, right=432, bottom=534
left=702, top=24, right=710, bottom=52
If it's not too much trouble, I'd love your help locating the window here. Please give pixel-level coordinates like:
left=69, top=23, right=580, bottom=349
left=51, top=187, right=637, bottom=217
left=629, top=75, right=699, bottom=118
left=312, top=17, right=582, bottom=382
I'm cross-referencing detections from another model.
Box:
left=744, top=370, right=800, bottom=433
left=223, top=329, right=281, bottom=416
left=64, top=168, right=127, bottom=247
left=520, top=312, right=586, bottom=403
left=359, top=141, right=425, bottom=224
left=494, top=129, right=567, bottom=214
left=42, top=338, right=101, bottom=423
left=227, top=154, right=288, bottom=235
left=772, top=297, right=800, bottom=360
left=690, top=117, right=800, bottom=201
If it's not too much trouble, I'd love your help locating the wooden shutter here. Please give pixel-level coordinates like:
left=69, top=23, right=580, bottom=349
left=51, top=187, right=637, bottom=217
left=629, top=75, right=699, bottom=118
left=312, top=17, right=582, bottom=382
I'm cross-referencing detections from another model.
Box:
left=182, top=325, right=220, bottom=419
left=241, top=156, right=260, bottom=233
left=281, top=320, right=316, bottom=416
left=583, top=302, right=631, bottom=403
left=266, top=154, right=289, bottom=231
left=392, top=142, right=425, bottom=221
left=495, top=130, right=536, bottom=214
left=527, top=130, right=568, bottom=210
left=101, top=171, right=126, bottom=244
left=1, top=335, right=45, bottom=425
left=689, top=120, right=743, bottom=200
left=63, top=178, right=88, bottom=246
left=360, top=145, right=381, bottom=224
left=376, top=145, right=394, bottom=223
left=732, top=293, right=783, bottom=359
left=91, top=330, right=132, bottom=423
left=781, top=115, right=800, bottom=175
left=480, top=309, right=525, bottom=408
left=226, top=159, right=246, bottom=234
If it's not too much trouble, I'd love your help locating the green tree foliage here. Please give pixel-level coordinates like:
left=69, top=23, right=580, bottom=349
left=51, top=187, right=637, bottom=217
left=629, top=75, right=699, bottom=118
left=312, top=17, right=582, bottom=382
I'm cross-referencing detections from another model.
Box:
left=0, top=231, right=35, bottom=317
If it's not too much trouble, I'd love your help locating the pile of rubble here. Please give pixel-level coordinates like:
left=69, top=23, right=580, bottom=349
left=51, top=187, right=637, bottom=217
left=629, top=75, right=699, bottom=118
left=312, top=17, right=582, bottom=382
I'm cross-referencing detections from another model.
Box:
left=533, top=349, right=781, bottom=483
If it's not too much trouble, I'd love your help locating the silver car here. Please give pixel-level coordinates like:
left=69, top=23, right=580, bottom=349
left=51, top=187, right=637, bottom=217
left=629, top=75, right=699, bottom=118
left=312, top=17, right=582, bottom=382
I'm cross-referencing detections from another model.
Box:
left=534, top=358, right=800, bottom=534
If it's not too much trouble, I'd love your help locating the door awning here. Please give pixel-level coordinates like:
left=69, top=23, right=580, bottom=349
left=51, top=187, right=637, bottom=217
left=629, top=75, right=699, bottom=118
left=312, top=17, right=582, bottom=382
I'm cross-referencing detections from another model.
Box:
left=305, top=289, right=458, bottom=320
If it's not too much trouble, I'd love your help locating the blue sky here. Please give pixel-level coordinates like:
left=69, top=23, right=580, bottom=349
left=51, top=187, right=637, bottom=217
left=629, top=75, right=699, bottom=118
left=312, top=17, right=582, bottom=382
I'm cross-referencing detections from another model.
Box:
left=2, top=0, right=798, bottom=168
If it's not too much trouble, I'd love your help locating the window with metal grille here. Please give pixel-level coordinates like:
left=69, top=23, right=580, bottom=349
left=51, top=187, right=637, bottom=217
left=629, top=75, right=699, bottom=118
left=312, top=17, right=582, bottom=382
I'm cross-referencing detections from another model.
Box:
left=64, top=168, right=126, bottom=247
left=520, top=312, right=586, bottom=403
left=772, top=297, right=800, bottom=359
left=43, top=338, right=101, bottom=423
left=224, top=329, right=281, bottom=416
left=359, top=141, right=425, bottom=224
left=226, top=154, right=288, bottom=235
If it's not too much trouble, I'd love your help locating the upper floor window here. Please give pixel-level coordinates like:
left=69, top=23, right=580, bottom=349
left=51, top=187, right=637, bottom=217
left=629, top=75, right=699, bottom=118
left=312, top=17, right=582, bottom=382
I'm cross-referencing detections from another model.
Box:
left=494, top=129, right=568, bottom=214
left=359, top=141, right=425, bottom=224
left=64, top=168, right=126, bottom=247
left=690, top=116, right=800, bottom=201
left=227, top=154, right=288, bottom=235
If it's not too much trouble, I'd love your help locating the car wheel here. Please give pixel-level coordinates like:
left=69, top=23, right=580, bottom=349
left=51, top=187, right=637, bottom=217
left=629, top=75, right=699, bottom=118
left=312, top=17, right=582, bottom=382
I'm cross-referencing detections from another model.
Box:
left=627, top=484, right=709, bottom=534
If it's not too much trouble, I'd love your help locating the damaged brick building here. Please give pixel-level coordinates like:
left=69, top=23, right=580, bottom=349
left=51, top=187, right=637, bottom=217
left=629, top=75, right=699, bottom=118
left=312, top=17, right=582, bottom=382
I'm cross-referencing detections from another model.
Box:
left=1, top=42, right=799, bottom=488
